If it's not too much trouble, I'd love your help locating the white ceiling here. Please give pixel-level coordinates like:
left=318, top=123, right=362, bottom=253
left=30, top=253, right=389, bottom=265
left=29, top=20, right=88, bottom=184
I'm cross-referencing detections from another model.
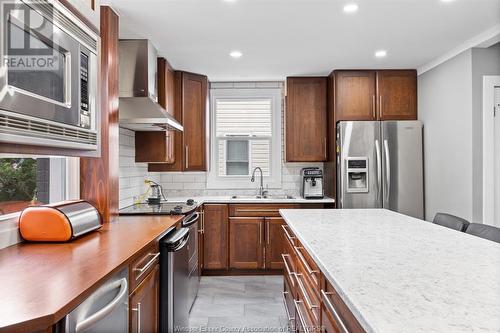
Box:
left=105, top=0, right=500, bottom=81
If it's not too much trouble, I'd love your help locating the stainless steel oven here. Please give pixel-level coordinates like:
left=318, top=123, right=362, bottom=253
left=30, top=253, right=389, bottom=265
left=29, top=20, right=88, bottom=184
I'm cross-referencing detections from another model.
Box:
left=0, top=0, right=99, bottom=150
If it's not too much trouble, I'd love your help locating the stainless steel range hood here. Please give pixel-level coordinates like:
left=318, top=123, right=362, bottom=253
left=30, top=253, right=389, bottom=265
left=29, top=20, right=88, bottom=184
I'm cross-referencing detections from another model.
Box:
left=119, top=39, right=183, bottom=132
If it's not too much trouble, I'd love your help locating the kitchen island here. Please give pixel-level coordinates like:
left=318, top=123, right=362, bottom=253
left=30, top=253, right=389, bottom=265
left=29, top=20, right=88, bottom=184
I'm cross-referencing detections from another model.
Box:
left=280, top=209, right=500, bottom=333
left=0, top=215, right=183, bottom=333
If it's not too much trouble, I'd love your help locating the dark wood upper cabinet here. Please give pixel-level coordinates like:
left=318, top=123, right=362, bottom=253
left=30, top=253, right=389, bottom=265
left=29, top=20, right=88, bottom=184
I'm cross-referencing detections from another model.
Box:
left=148, top=71, right=207, bottom=172
left=376, top=70, right=417, bottom=120
left=285, top=77, right=327, bottom=162
left=334, top=70, right=417, bottom=122
left=135, top=131, right=174, bottom=163
left=182, top=72, right=208, bottom=171
left=335, top=71, right=377, bottom=121
left=129, top=265, right=160, bottom=333
left=229, top=218, right=264, bottom=269
left=203, top=204, right=228, bottom=270
left=157, top=58, right=176, bottom=116
left=265, top=217, right=285, bottom=270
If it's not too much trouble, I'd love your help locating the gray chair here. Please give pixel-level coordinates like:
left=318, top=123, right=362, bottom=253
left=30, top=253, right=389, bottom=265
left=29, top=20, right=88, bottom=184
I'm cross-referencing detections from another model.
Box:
left=433, top=213, right=470, bottom=232
left=465, top=223, right=500, bottom=243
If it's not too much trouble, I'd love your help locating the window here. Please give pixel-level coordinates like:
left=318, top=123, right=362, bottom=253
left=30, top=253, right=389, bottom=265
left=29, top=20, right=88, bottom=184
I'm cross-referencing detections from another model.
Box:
left=0, top=156, right=79, bottom=219
left=208, top=88, right=282, bottom=189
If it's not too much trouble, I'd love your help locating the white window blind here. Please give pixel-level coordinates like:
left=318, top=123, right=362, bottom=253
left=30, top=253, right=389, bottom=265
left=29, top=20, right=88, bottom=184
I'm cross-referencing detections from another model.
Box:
left=215, top=100, right=272, bottom=137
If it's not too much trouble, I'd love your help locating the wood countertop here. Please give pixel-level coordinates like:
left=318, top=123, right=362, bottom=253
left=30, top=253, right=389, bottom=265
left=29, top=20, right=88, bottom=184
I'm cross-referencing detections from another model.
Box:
left=0, top=215, right=183, bottom=333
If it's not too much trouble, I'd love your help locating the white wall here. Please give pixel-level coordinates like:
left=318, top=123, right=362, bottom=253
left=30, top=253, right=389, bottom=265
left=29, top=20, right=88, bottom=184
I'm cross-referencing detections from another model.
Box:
left=418, top=43, right=500, bottom=222
left=418, top=50, right=473, bottom=222
left=471, top=44, right=500, bottom=223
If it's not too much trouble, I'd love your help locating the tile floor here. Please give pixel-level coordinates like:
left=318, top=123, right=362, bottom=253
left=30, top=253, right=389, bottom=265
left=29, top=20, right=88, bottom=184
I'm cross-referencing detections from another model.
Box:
left=188, top=275, right=290, bottom=332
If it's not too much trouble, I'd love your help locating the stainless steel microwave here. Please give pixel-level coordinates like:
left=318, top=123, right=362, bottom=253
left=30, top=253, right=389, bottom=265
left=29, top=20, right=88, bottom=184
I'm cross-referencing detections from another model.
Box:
left=0, top=0, right=99, bottom=150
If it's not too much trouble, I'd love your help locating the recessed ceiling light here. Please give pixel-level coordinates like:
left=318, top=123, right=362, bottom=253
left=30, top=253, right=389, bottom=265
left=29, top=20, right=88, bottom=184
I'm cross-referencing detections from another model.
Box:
left=343, top=3, right=359, bottom=13
left=223, top=0, right=237, bottom=2
left=440, top=0, right=456, bottom=2
left=230, top=50, right=243, bottom=58
left=375, top=50, right=388, bottom=58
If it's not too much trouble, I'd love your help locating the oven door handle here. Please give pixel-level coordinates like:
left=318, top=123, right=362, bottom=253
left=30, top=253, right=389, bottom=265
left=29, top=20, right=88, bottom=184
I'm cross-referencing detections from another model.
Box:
left=182, top=212, right=200, bottom=227
left=75, top=278, right=128, bottom=333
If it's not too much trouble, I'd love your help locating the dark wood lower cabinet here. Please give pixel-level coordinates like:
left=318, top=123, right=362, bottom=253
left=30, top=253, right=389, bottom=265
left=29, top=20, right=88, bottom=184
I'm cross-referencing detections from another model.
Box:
left=265, top=217, right=286, bottom=269
left=229, top=218, right=264, bottom=269
left=129, top=265, right=160, bottom=333
left=203, top=204, right=228, bottom=270
left=201, top=204, right=329, bottom=275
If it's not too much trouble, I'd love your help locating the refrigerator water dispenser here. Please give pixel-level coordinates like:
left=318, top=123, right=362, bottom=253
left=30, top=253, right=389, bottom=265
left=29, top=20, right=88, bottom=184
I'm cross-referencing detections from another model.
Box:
left=346, top=158, right=369, bottom=193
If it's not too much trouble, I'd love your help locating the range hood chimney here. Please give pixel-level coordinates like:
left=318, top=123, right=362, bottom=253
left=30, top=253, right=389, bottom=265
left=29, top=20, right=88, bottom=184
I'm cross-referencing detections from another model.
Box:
left=118, top=39, right=183, bottom=132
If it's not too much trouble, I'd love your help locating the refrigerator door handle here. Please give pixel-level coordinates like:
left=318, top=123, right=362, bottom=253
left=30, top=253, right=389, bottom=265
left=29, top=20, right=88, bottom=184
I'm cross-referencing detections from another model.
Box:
left=375, top=140, right=382, bottom=200
left=383, top=139, right=391, bottom=203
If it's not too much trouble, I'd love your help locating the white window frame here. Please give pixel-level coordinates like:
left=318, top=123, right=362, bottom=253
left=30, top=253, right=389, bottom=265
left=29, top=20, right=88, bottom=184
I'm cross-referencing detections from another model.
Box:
left=207, top=88, right=282, bottom=189
left=0, top=155, right=80, bottom=223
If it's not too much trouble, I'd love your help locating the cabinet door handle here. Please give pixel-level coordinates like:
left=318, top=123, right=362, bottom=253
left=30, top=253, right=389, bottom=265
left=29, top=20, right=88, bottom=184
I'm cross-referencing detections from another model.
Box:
left=259, top=222, right=262, bottom=244
left=372, top=95, right=376, bottom=119
left=324, top=137, right=327, bottom=159
left=198, top=212, right=203, bottom=234
left=185, top=145, right=189, bottom=169
left=132, top=302, right=141, bottom=333
left=321, top=290, right=348, bottom=333
left=266, top=221, right=270, bottom=245
left=379, top=95, right=383, bottom=118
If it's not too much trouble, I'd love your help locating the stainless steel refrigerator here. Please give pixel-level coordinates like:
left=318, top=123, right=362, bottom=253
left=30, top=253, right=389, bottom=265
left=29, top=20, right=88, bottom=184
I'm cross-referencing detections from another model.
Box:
left=336, top=121, right=424, bottom=219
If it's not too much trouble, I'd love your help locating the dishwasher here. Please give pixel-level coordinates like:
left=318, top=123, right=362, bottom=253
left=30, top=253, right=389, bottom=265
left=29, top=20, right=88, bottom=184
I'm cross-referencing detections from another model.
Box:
left=160, top=227, right=190, bottom=333
left=182, top=212, right=200, bottom=311
left=65, top=268, right=128, bottom=333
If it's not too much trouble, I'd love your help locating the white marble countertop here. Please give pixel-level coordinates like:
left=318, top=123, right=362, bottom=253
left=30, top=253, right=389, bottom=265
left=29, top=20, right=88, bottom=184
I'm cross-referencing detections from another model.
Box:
left=279, top=209, right=500, bottom=333
left=162, top=195, right=335, bottom=205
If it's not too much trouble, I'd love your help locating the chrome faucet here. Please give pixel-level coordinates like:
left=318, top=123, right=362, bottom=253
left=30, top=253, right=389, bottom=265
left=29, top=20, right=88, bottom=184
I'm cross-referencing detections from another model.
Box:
left=251, top=167, right=266, bottom=197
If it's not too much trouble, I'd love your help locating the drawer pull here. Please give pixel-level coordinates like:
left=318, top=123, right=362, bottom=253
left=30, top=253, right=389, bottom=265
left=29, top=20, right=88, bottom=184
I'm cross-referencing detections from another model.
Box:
left=281, top=254, right=295, bottom=279
left=295, top=246, right=319, bottom=277
left=133, top=252, right=160, bottom=277
left=321, top=289, right=349, bottom=333
left=281, top=225, right=296, bottom=242
left=295, top=273, right=319, bottom=311
left=282, top=291, right=295, bottom=322
left=294, top=300, right=311, bottom=333
left=236, top=209, right=279, bottom=213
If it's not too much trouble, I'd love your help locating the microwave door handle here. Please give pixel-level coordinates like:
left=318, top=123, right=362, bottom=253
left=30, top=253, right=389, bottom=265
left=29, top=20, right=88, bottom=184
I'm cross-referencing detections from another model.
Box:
left=375, top=140, right=382, bottom=201
left=64, top=51, right=72, bottom=108
left=75, top=278, right=128, bottom=333
left=384, top=139, right=391, bottom=204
